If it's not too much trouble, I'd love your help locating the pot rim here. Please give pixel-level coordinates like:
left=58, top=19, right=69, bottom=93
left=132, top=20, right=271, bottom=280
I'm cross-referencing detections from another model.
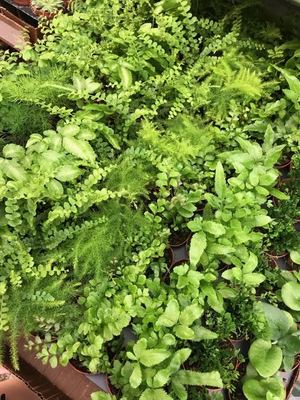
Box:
left=265, top=251, right=288, bottom=259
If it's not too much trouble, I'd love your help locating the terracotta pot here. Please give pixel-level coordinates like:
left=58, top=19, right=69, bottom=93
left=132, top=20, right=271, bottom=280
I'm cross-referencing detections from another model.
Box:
left=13, top=0, right=31, bottom=5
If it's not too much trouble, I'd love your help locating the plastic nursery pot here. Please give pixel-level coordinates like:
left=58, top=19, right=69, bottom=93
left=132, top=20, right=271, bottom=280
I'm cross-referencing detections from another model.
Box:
left=287, top=364, right=300, bottom=400
left=227, top=388, right=246, bottom=400
left=272, top=178, right=290, bottom=207
left=265, top=251, right=289, bottom=270
left=168, top=232, right=191, bottom=268
left=69, top=358, right=92, bottom=375
left=207, top=387, right=226, bottom=397
left=227, top=337, right=249, bottom=359
left=218, top=340, right=242, bottom=371
left=196, top=201, right=207, bottom=214
left=276, top=158, right=292, bottom=180
left=69, top=357, right=115, bottom=395
left=87, top=374, right=114, bottom=395
left=279, top=359, right=300, bottom=390
left=294, top=218, right=300, bottom=233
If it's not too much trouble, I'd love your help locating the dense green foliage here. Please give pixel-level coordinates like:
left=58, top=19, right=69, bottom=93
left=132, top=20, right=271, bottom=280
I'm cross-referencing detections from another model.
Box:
left=0, top=0, right=300, bottom=399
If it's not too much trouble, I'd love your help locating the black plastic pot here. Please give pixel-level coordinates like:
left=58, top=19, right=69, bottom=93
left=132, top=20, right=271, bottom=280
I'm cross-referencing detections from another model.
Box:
left=207, top=387, right=226, bottom=398
left=294, top=219, right=300, bottom=232
left=265, top=251, right=289, bottom=270
left=228, top=337, right=249, bottom=358
left=168, top=232, right=191, bottom=269
left=262, top=0, right=300, bottom=36
left=285, top=361, right=300, bottom=399
left=276, top=158, right=292, bottom=180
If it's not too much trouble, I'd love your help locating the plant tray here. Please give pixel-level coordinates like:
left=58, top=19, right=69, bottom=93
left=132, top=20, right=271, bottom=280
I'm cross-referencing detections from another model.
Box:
left=18, top=338, right=111, bottom=400
left=1, top=347, right=71, bottom=400
left=0, top=0, right=38, bottom=27
left=0, top=11, right=29, bottom=49
left=0, top=6, right=39, bottom=42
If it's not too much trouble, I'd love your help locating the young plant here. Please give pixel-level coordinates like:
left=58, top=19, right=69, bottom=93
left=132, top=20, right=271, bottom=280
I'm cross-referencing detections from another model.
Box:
left=222, top=252, right=265, bottom=288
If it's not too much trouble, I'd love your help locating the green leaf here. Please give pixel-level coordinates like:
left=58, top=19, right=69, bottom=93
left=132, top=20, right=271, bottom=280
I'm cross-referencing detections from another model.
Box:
left=139, top=349, right=171, bottom=367
left=237, top=137, right=262, bottom=160
left=263, top=125, right=275, bottom=152
left=153, top=368, right=171, bottom=388
left=202, top=221, right=226, bottom=237
left=174, top=325, right=195, bottom=340
left=156, top=300, right=180, bottom=327
left=169, top=349, right=191, bottom=374
left=140, top=389, right=173, bottom=400
left=179, top=304, right=203, bottom=326
left=133, top=339, right=147, bottom=358
left=102, top=130, right=121, bottom=150
left=119, top=66, right=132, bottom=89
left=281, top=281, right=300, bottom=311
left=192, top=326, right=218, bottom=341
left=243, top=377, right=285, bottom=400
left=264, top=146, right=285, bottom=168
left=59, top=124, right=80, bottom=137
left=189, top=232, right=207, bottom=267
left=187, top=218, right=202, bottom=233
left=3, top=144, right=25, bottom=159
left=49, top=356, right=58, bottom=368
left=221, top=269, right=235, bottom=281
left=215, top=162, right=226, bottom=198
left=55, top=165, right=82, bottom=182
left=290, top=250, right=300, bottom=265
left=243, top=253, right=258, bottom=274
left=91, top=392, right=116, bottom=400
left=249, top=339, right=282, bottom=378
left=249, top=170, right=260, bottom=186
left=130, top=363, right=142, bottom=388
left=243, top=273, right=265, bottom=287
left=46, top=179, right=64, bottom=199
left=171, top=381, right=187, bottom=400
left=0, top=160, right=26, bottom=181
left=162, top=334, right=176, bottom=346
left=176, top=370, right=223, bottom=388
left=254, top=215, right=272, bottom=227
left=268, top=188, right=289, bottom=201
left=260, top=302, right=292, bottom=341
left=280, top=68, right=300, bottom=94
left=209, top=244, right=235, bottom=255
left=63, top=137, right=96, bottom=162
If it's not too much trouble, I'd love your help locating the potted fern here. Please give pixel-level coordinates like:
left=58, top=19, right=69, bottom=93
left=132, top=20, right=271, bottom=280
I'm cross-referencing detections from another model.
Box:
left=31, top=0, right=63, bottom=18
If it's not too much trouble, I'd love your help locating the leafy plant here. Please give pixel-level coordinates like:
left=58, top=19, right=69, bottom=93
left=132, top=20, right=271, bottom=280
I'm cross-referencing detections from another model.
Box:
left=32, top=0, right=63, bottom=13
